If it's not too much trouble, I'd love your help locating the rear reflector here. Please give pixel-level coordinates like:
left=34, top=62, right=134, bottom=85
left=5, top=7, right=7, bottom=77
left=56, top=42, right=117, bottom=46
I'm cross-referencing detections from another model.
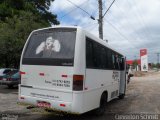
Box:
left=62, top=75, right=68, bottom=78
left=20, top=71, right=26, bottom=75
left=84, top=87, right=88, bottom=90
left=20, top=97, right=25, bottom=99
left=60, top=104, right=66, bottom=107
left=39, top=73, right=45, bottom=76
left=73, top=75, right=84, bottom=91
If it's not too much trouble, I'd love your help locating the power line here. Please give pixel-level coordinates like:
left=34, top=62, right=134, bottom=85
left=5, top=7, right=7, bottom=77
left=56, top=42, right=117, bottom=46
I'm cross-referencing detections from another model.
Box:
left=103, top=0, right=153, bottom=50
left=103, top=0, right=115, bottom=18
left=66, top=0, right=90, bottom=16
left=56, top=0, right=99, bottom=30
left=88, top=23, right=99, bottom=31
left=60, top=0, right=90, bottom=19
left=82, top=22, right=98, bottom=29
left=66, top=0, right=95, bottom=20
left=132, top=0, right=155, bottom=43
left=126, top=0, right=150, bottom=40
left=110, top=1, right=147, bottom=45
left=103, top=18, right=139, bottom=50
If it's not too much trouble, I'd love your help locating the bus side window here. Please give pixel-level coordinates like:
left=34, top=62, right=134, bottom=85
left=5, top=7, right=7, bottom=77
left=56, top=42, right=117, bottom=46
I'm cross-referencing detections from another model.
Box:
left=86, top=37, right=123, bottom=70
left=115, top=55, right=118, bottom=70
left=120, top=57, right=125, bottom=70
left=101, top=47, right=107, bottom=69
left=86, top=38, right=94, bottom=68
left=112, top=54, right=115, bottom=69
left=92, top=43, right=99, bottom=68
left=112, top=53, right=120, bottom=70
left=107, top=49, right=113, bottom=69
left=116, top=55, right=120, bottom=70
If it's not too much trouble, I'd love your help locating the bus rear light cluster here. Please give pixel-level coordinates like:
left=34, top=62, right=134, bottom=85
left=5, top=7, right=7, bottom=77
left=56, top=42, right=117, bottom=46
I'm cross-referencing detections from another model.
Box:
left=62, top=75, right=68, bottom=78
left=20, top=71, right=26, bottom=75
left=20, top=71, right=25, bottom=83
left=39, top=73, right=45, bottom=76
left=73, top=75, right=84, bottom=91
left=20, top=97, right=25, bottom=100
left=60, top=104, right=66, bottom=107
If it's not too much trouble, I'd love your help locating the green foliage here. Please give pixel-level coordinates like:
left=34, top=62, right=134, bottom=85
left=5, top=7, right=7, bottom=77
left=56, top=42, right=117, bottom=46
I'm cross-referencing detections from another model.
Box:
left=0, top=0, right=59, bottom=68
left=0, top=0, right=60, bottom=24
left=152, top=63, right=160, bottom=68
left=132, top=60, right=138, bottom=69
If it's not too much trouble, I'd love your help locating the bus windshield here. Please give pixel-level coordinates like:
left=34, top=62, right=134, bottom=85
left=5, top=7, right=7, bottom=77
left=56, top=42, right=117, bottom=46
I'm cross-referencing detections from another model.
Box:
left=22, top=28, right=76, bottom=66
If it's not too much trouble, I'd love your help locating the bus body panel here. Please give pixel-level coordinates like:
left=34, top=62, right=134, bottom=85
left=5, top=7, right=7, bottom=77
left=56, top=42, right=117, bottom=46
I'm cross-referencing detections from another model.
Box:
left=20, top=84, right=73, bottom=102
left=20, top=65, right=73, bottom=91
left=82, top=69, right=120, bottom=112
left=73, top=28, right=86, bottom=75
left=85, top=69, right=120, bottom=93
left=19, top=87, right=73, bottom=112
left=19, top=65, right=74, bottom=112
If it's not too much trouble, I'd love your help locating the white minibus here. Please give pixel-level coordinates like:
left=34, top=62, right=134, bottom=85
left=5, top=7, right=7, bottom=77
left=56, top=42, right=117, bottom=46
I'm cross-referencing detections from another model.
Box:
left=19, top=26, right=127, bottom=115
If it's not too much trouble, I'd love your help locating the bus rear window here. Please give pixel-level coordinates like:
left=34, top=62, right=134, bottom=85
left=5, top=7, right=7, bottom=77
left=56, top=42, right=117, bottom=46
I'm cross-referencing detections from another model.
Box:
left=22, top=28, right=76, bottom=66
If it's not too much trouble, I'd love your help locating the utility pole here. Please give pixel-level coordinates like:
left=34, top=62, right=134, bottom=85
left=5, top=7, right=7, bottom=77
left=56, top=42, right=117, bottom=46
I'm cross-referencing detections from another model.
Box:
left=156, top=53, right=160, bottom=68
left=98, top=0, right=103, bottom=39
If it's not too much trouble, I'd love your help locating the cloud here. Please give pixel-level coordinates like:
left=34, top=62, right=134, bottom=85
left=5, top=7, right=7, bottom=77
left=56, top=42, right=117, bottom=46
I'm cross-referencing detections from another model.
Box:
left=50, top=0, right=160, bottom=63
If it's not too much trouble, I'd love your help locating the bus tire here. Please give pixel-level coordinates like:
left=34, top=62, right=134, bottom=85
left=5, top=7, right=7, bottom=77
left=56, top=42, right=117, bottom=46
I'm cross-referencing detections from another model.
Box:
left=94, top=93, right=107, bottom=116
left=119, top=94, right=125, bottom=99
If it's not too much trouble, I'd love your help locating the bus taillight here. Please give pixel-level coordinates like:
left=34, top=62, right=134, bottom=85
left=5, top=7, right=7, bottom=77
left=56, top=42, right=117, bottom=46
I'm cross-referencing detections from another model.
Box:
left=20, top=71, right=25, bottom=84
left=20, top=97, right=25, bottom=100
left=73, top=75, right=84, bottom=91
left=20, top=71, right=26, bottom=75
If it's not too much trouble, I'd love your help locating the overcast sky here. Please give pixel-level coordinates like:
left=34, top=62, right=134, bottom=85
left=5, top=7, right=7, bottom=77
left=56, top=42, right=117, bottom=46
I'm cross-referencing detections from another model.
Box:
left=50, top=0, right=160, bottom=63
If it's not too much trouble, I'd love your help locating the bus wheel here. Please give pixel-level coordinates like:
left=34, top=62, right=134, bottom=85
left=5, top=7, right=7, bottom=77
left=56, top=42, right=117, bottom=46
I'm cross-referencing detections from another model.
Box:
left=119, top=94, right=125, bottom=99
left=94, top=93, right=107, bottom=116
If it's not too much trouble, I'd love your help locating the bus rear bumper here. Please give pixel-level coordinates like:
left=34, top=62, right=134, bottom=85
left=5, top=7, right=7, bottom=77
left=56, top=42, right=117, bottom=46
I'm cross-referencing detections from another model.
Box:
left=18, top=95, right=75, bottom=113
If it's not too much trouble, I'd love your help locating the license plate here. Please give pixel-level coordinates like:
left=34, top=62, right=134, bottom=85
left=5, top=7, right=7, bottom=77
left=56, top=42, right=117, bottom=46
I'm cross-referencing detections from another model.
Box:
left=3, top=78, right=6, bottom=81
left=37, top=101, right=51, bottom=108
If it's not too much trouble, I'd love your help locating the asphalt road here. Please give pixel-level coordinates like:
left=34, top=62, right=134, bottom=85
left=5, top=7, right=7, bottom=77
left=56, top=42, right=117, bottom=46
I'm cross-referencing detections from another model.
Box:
left=0, top=71, right=160, bottom=120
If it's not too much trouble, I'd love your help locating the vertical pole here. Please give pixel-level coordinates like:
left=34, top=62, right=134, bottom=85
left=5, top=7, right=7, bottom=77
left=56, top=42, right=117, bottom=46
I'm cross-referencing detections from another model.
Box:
left=157, top=53, right=160, bottom=69
left=98, top=0, right=103, bottom=39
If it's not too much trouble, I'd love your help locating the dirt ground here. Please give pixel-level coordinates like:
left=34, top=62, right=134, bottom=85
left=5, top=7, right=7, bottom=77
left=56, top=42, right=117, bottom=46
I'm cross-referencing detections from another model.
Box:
left=0, top=71, right=160, bottom=120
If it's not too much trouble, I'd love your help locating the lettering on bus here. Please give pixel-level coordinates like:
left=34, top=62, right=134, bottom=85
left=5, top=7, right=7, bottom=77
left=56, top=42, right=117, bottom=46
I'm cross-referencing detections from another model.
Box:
left=112, top=71, right=119, bottom=81
left=31, top=92, right=59, bottom=99
left=45, top=80, right=51, bottom=84
left=48, top=79, right=71, bottom=87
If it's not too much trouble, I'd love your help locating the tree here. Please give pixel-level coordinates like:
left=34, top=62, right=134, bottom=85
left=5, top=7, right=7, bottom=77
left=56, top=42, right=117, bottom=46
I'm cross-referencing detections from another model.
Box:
left=0, top=0, right=59, bottom=68
left=132, top=60, right=138, bottom=69
left=151, top=63, right=160, bottom=68
left=0, top=0, right=60, bottom=24
left=28, top=0, right=59, bottom=25
left=156, top=63, right=160, bottom=68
